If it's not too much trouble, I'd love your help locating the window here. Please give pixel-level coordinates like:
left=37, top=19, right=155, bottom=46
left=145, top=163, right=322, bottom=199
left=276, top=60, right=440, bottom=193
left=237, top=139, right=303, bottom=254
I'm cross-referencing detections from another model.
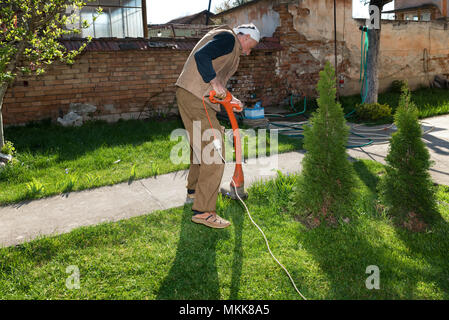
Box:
left=66, top=0, right=143, bottom=38
left=421, top=12, right=431, bottom=21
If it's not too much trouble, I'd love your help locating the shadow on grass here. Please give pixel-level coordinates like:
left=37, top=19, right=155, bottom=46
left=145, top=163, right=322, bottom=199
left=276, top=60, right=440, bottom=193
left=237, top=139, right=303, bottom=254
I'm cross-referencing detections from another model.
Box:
left=156, top=206, right=230, bottom=299
left=227, top=202, right=245, bottom=300
left=353, top=160, right=380, bottom=193
left=296, top=161, right=449, bottom=299
left=297, top=217, right=446, bottom=299
left=390, top=187, right=449, bottom=298
left=4, top=118, right=184, bottom=163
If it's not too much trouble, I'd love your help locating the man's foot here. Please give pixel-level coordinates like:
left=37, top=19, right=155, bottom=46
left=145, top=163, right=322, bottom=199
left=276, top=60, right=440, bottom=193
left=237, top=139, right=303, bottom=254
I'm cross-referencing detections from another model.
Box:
left=191, top=212, right=231, bottom=229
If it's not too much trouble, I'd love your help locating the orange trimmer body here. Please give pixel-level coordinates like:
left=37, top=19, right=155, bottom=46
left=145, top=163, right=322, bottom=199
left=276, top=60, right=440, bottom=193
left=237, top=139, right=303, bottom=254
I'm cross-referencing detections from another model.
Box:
left=208, top=90, right=244, bottom=190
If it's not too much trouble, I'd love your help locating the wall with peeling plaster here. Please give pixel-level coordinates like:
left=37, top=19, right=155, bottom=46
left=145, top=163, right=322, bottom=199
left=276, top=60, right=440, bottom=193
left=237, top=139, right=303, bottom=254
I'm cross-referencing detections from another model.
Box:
left=215, top=0, right=281, bottom=38
left=217, top=0, right=449, bottom=97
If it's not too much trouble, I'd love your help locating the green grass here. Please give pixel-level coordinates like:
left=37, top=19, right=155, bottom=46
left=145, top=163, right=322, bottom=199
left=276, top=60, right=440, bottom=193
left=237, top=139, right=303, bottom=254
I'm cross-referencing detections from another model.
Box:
left=1, top=160, right=448, bottom=299
left=340, top=87, right=449, bottom=123
left=0, top=118, right=301, bottom=205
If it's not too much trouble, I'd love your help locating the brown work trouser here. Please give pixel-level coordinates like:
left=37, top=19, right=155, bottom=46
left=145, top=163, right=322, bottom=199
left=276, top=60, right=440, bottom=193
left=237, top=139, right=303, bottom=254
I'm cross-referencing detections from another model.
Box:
left=176, top=87, right=225, bottom=213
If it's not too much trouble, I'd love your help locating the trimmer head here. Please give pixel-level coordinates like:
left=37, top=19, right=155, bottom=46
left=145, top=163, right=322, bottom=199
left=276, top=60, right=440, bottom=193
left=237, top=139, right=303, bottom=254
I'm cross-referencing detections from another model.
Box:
left=220, top=186, right=248, bottom=200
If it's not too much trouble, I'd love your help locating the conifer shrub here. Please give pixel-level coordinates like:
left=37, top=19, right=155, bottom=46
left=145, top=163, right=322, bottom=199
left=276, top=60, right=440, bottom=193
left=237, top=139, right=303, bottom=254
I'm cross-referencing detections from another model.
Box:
left=291, top=62, right=356, bottom=223
left=378, top=85, right=438, bottom=225
left=390, top=80, right=409, bottom=93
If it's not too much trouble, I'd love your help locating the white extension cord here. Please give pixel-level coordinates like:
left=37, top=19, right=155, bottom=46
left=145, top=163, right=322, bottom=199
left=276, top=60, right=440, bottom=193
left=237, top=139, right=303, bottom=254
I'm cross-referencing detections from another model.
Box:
left=213, top=140, right=307, bottom=300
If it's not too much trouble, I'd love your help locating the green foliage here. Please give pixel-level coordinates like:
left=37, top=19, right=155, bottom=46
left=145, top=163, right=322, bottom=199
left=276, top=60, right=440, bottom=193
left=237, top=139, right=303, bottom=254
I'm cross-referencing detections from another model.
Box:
left=25, top=178, right=44, bottom=196
left=149, top=162, right=160, bottom=177
left=292, top=62, right=356, bottom=221
left=390, top=80, right=409, bottom=93
left=0, top=0, right=100, bottom=148
left=355, top=102, right=392, bottom=121
left=82, top=173, right=100, bottom=188
left=340, top=87, right=449, bottom=124
left=1, top=140, right=16, bottom=155
left=0, top=0, right=99, bottom=85
left=62, top=174, right=77, bottom=193
left=378, top=85, right=438, bottom=222
left=214, top=0, right=253, bottom=13
left=130, top=163, right=137, bottom=180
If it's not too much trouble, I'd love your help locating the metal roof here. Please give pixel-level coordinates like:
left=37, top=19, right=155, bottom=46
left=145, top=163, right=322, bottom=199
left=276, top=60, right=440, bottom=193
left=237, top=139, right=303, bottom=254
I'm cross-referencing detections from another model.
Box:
left=59, top=36, right=282, bottom=52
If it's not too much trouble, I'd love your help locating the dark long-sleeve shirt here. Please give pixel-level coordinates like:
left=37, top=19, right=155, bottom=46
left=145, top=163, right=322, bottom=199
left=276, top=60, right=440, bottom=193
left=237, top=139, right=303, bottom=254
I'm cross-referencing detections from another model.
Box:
left=194, top=32, right=235, bottom=83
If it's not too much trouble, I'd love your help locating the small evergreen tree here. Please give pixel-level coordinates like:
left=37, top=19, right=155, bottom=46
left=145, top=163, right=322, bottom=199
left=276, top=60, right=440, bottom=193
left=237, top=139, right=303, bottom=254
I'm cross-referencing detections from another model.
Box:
left=378, top=85, right=437, bottom=223
left=293, top=62, right=356, bottom=221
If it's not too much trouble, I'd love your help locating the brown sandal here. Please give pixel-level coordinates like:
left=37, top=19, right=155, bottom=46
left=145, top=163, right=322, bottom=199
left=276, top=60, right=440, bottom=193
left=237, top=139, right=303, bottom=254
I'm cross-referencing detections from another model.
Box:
left=191, top=212, right=231, bottom=229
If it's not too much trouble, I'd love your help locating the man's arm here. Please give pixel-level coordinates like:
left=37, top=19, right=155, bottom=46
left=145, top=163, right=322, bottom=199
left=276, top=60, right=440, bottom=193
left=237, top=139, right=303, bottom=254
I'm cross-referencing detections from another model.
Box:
left=194, top=32, right=235, bottom=99
left=194, top=32, right=235, bottom=83
left=194, top=31, right=243, bottom=110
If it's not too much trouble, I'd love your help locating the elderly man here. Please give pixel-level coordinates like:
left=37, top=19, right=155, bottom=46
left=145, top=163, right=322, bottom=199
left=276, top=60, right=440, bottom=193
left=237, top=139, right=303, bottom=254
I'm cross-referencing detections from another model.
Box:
left=175, top=23, right=260, bottom=229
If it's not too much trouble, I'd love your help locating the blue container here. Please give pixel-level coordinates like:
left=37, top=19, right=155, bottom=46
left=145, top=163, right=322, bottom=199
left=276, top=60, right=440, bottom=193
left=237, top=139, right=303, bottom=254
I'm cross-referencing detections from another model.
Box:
left=244, top=101, right=264, bottom=120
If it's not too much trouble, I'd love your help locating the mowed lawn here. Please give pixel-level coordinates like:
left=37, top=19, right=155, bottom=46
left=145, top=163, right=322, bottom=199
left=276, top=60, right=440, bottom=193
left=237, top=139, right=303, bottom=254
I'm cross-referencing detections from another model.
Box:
left=0, top=160, right=448, bottom=299
left=0, top=118, right=302, bottom=205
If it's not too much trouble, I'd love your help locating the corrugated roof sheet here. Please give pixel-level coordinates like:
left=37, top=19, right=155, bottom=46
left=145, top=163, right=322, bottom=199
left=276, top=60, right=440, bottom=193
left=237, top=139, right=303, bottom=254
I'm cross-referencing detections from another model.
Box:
left=167, top=10, right=215, bottom=24
left=59, top=36, right=282, bottom=52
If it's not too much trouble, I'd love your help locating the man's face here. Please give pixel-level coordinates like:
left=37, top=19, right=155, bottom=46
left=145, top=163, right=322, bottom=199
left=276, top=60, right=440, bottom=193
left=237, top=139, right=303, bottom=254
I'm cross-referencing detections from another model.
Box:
left=239, top=34, right=259, bottom=56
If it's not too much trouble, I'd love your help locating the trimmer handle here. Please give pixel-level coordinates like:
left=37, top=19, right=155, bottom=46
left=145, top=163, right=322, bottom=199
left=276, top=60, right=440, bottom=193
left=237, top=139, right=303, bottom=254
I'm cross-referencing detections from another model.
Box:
left=209, top=90, right=243, bottom=112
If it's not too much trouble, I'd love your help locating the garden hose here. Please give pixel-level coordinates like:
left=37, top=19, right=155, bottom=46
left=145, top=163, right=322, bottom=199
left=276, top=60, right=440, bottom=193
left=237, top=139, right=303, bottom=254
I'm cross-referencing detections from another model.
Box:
left=264, top=95, right=376, bottom=146
left=347, top=121, right=435, bottom=148
left=360, top=26, right=369, bottom=105
left=266, top=95, right=307, bottom=138
left=340, top=27, right=369, bottom=122
left=265, top=95, right=307, bottom=118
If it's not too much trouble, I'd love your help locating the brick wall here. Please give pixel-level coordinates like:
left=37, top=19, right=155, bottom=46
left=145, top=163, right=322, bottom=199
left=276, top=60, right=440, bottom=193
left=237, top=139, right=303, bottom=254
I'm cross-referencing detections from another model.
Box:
left=272, top=2, right=338, bottom=98
left=3, top=49, right=184, bottom=125
left=3, top=42, right=284, bottom=126
left=231, top=50, right=287, bottom=106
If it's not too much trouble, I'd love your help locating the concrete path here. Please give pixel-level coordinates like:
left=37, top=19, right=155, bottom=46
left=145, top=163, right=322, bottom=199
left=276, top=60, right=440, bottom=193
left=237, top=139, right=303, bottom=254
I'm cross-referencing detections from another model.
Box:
left=0, top=152, right=304, bottom=248
left=0, top=114, right=448, bottom=248
left=346, top=115, right=449, bottom=185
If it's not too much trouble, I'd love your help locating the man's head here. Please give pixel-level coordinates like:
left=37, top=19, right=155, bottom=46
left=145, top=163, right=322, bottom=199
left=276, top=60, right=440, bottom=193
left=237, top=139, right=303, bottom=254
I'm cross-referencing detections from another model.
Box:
left=233, top=23, right=260, bottom=56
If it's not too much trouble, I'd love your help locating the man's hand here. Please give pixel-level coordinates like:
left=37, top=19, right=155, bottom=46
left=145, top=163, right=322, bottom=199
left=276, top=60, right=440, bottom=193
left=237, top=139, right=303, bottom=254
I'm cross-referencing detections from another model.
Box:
left=231, top=96, right=244, bottom=112
left=210, top=78, right=226, bottom=99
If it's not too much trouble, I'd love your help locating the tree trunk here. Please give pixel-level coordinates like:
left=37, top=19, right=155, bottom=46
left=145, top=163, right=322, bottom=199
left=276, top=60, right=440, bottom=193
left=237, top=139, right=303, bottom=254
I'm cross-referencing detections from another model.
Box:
left=365, top=22, right=381, bottom=104
left=0, top=83, right=7, bottom=149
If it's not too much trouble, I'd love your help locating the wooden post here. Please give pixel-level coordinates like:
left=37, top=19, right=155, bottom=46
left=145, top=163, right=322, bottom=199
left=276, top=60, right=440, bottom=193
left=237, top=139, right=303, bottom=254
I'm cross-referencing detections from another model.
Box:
left=142, top=0, right=148, bottom=38
left=206, top=0, right=212, bottom=25
left=334, top=0, right=338, bottom=95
